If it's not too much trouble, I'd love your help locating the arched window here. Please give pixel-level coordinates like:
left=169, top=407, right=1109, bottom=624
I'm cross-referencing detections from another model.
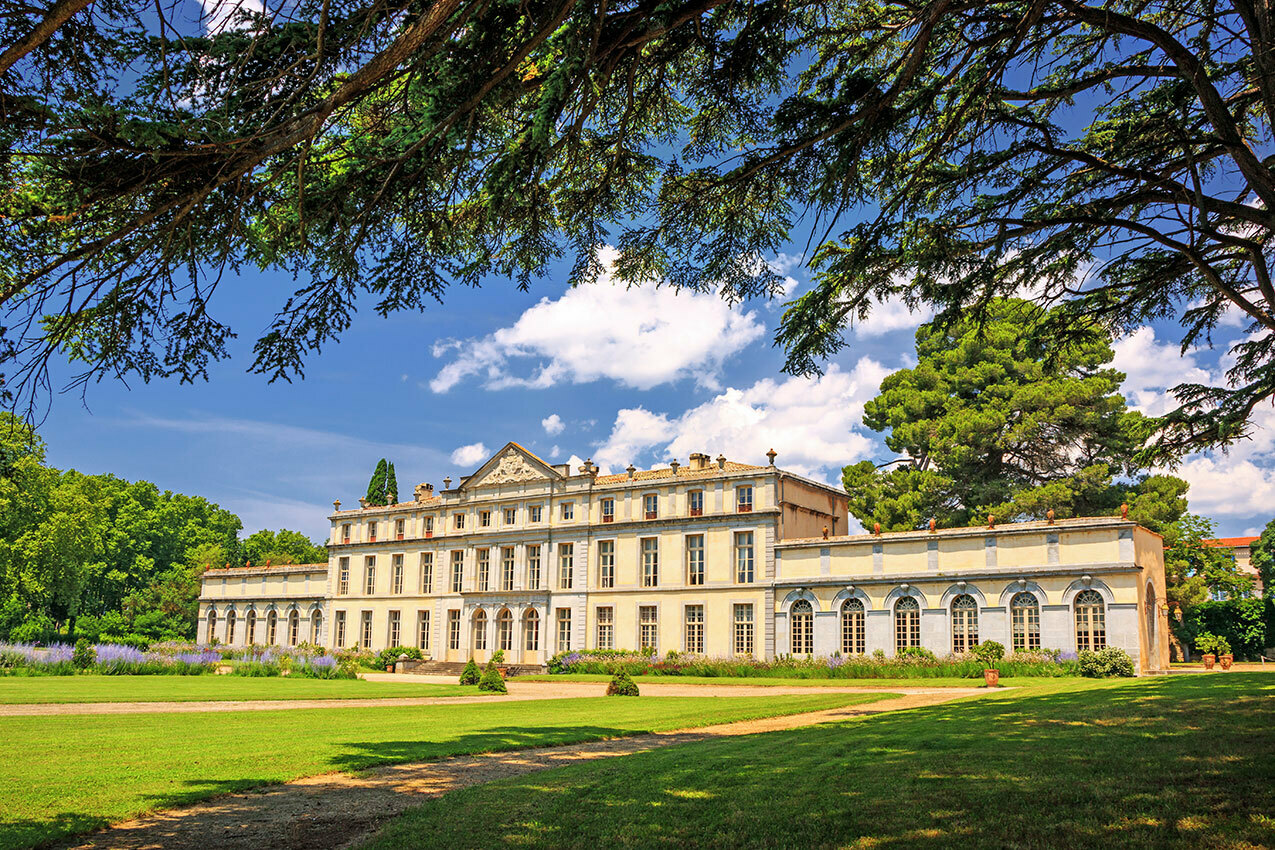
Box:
left=310, top=611, right=322, bottom=645
left=1075, top=589, right=1106, bottom=651
left=790, top=600, right=814, bottom=655
left=895, top=597, right=920, bottom=653
left=206, top=609, right=218, bottom=643
left=1011, top=592, right=1040, bottom=651
left=950, top=594, right=979, bottom=654
left=497, top=609, right=514, bottom=652
left=226, top=609, right=237, bottom=645
left=841, top=598, right=865, bottom=655
left=246, top=610, right=257, bottom=645
left=266, top=610, right=278, bottom=645
left=288, top=610, right=299, bottom=646
left=472, top=609, right=488, bottom=651
left=524, top=609, right=540, bottom=652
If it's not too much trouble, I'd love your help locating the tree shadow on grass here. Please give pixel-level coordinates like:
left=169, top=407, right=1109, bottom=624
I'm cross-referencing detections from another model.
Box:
left=363, top=674, right=1275, bottom=850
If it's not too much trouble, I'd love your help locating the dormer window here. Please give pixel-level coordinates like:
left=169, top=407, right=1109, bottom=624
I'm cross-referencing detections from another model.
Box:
left=688, top=491, right=704, bottom=517
left=341, top=523, right=351, bottom=544
left=736, top=485, right=754, bottom=513
left=643, top=493, right=658, bottom=520
left=368, top=521, right=378, bottom=543
left=454, top=513, right=465, bottom=530
left=601, top=498, right=615, bottom=523
left=395, top=518, right=405, bottom=541
left=480, top=510, right=492, bottom=528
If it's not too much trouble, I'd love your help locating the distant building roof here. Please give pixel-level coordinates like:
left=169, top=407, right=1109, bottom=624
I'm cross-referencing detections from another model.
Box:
left=203, top=562, right=326, bottom=576
left=594, top=460, right=768, bottom=485
left=1202, top=537, right=1260, bottom=548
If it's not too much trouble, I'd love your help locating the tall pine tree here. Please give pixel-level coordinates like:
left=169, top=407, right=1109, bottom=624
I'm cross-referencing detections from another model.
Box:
left=385, top=463, right=399, bottom=505
left=365, top=459, right=388, bottom=507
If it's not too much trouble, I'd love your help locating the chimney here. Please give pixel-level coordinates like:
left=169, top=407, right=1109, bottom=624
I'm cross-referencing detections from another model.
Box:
left=414, top=483, right=434, bottom=501
left=715, top=453, right=727, bottom=470
left=688, top=452, right=710, bottom=470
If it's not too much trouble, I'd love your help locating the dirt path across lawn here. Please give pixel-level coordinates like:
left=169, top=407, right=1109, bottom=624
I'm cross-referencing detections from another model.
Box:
left=1, top=681, right=989, bottom=715
left=57, top=688, right=989, bottom=850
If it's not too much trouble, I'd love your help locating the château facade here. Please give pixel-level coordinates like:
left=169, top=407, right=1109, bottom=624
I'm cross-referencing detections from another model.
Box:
left=198, top=442, right=1171, bottom=673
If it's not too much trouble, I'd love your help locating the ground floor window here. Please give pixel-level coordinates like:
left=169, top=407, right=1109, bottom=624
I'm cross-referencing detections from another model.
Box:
left=1075, top=589, right=1106, bottom=651
left=950, top=594, right=979, bottom=654
left=841, top=598, right=865, bottom=655
left=359, top=611, right=372, bottom=650
left=596, top=607, right=614, bottom=650
left=790, top=600, right=813, bottom=655
left=1011, top=592, right=1040, bottom=651
left=268, top=610, right=279, bottom=645
left=309, top=611, right=321, bottom=645
left=684, top=605, right=704, bottom=654
left=524, top=609, right=540, bottom=652
left=472, top=610, right=488, bottom=651
left=557, top=608, right=572, bottom=652
left=387, top=610, right=400, bottom=648
left=639, top=605, right=658, bottom=652
left=497, top=609, right=513, bottom=652
left=246, top=611, right=257, bottom=645
left=417, top=610, right=430, bottom=651
left=334, top=611, right=346, bottom=647
left=447, top=610, right=461, bottom=650
left=895, top=597, right=920, bottom=653
left=733, top=604, right=754, bottom=656
left=226, top=610, right=237, bottom=645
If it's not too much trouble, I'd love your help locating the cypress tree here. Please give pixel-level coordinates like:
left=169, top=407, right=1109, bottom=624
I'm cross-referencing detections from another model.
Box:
left=365, top=459, right=388, bottom=506
left=385, top=462, right=399, bottom=505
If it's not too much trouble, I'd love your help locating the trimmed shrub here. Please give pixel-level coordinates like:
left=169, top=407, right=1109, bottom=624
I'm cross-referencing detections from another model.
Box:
left=606, top=670, right=640, bottom=696
left=373, top=645, right=423, bottom=670
left=459, top=658, right=481, bottom=685
left=897, top=646, right=938, bottom=663
left=1195, top=633, right=1232, bottom=656
left=1078, top=647, right=1136, bottom=678
left=972, top=641, right=1005, bottom=667
left=72, top=639, right=95, bottom=670
left=478, top=661, right=507, bottom=693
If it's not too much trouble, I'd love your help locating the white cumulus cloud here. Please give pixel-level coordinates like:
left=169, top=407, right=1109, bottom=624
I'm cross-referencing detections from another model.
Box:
left=450, top=442, right=489, bottom=467
left=541, top=413, right=565, bottom=435
left=593, top=359, right=890, bottom=482
left=429, top=248, right=766, bottom=393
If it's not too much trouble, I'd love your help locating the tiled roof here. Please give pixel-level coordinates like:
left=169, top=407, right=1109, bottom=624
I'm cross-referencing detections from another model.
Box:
left=593, top=461, right=769, bottom=485
left=204, top=562, right=327, bottom=575
left=1203, top=536, right=1259, bottom=548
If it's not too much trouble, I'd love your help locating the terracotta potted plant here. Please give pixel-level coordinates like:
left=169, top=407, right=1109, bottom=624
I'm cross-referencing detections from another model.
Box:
left=1214, top=636, right=1234, bottom=670
left=1197, top=633, right=1225, bottom=670
left=973, top=640, right=1005, bottom=688
left=492, top=649, right=508, bottom=678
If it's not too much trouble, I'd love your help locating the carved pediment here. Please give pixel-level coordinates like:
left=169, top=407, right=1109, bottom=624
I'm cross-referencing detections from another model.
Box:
left=465, top=445, right=556, bottom=488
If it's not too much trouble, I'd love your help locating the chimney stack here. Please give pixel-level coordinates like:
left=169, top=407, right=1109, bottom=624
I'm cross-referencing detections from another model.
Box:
left=688, top=452, right=710, bottom=470
left=414, top=483, right=434, bottom=501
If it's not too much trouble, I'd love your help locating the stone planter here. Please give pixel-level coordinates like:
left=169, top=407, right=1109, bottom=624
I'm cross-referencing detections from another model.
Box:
left=1219, top=653, right=1234, bottom=670
left=385, top=665, right=394, bottom=673
left=497, top=665, right=509, bottom=679
left=1202, top=653, right=1216, bottom=670
left=983, top=669, right=1000, bottom=687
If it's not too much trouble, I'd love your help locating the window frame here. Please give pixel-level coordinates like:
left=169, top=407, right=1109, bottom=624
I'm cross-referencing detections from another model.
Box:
left=391, top=554, right=404, bottom=594
left=894, top=596, right=921, bottom=653
left=558, top=542, right=574, bottom=589
left=596, top=606, right=614, bottom=650
left=598, top=540, right=615, bottom=588
left=417, top=610, right=431, bottom=651
left=841, top=598, right=866, bottom=655
left=688, top=490, right=704, bottom=517
left=1011, top=591, right=1041, bottom=651
left=733, top=603, right=754, bottom=656
left=420, top=552, right=433, bottom=594
left=638, top=605, right=659, bottom=653
left=790, top=600, right=814, bottom=655
left=527, top=544, right=542, bottom=590
left=450, top=550, right=464, bottom=594
left=686, top=534, right=705, bottom=586
left=364, top=556, right=376, bottom=595
left=1074, top=589, right=1107, bottom=651
left=641, top=537, right=659, bottom=587
left=734, top=531, right=755, bottom=583
left=643, top=493, right=659, bottom=520
left=950, top=594, right=979, bottom=654
left=684, top=604, right=705, bottom=654
left=736, top=485, right=754, bottom=513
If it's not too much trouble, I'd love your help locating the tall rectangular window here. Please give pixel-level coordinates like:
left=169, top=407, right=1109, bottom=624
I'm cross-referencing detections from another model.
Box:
left=364, top=556, right=376, bottom=595
left=558, top=543, right=574, bottom=589
left=527, top=544, right=542, bottom=589
left=643, top=493, right=658, bottom=520
left=477, top=548, right=490, bottom=592
left=596, top=607, right=614, bottom=650
left=556, top=608, right=572, bottom=651
left=501, top=547, right=515, bottom=591
left=686, top=535, right=705, bottom=586
left=735, top=531, right=755, bottom=583
left=530, top=505, right=543, bottom=523
left=395, top=518, right=405, bottom=540
left=598, top=540, right=615, bottom=588
left=641, top=538, right=659, bottom=587
left=420, top=552, right=433, bottom=594
left=688, top=490, right=703, bottom=517
left=388, top=610, right=401, bottom=647
left=733, top=604, right=754, bottom=656
left=341, top=523, right=351, bottom=544
left=454, top=513, right=465, bottom=530
left=368, top=521, right=378, bottom=543
left=447, top=610, right=461, bottom=650
left=338, top=557, right=350, bottom=595
left=639, top=605, right=659, bottom=652
left=360, top=611, right=373, bottom=649
left=601, top=498, right=615, bottom=522
left=480, top=510, right=492, bottom=528
left=685, top=604, right=704, bottom=654
left=392, top=554, right=404, bottom=594
left=424, top=516, right=434, bottom=538
left=450, top=551, right=464, bottom=593
left=560, top=502, right=574, bottom=520
left=417, top=610, right=431, bottom=651
left=736, top=485, right=754, bottom=512
left=334, top=611, right=346, bottom=647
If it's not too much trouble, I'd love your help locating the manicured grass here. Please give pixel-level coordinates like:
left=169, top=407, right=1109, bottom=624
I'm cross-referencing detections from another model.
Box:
left=0, top=674, right=478, bottom=704
left=515, top=673, right=1042, bottom=688
left=0, top=693, right=887, bottom=850
left=365, top=674, right=1275, bottom=850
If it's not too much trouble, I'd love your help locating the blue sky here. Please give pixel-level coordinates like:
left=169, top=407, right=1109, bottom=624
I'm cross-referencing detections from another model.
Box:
left=31, top=246, right=1275, bottom=543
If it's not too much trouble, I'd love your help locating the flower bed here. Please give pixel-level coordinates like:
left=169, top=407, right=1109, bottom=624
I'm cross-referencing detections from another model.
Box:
left=547, top=649, right=1081, bottom=679
left=0, top=641, right=354, bottom=677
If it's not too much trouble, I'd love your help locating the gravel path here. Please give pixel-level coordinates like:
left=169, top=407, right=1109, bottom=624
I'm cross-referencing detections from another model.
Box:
left=58, top=689, right=989, bottom=850
left=2, top=681, right=990, bottom=715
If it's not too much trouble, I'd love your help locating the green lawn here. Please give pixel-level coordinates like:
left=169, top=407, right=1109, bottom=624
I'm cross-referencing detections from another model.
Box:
left=0, top=692, right=887, bottom=850
left=0, top=674, right=478, bottom=703
left=514, top=673, right=1049, bottom=688
left=365, top=674, right=1275, bottom=850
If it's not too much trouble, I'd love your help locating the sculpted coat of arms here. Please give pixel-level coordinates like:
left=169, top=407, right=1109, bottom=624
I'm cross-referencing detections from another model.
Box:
left=481, top=449, right=544, bottom=485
